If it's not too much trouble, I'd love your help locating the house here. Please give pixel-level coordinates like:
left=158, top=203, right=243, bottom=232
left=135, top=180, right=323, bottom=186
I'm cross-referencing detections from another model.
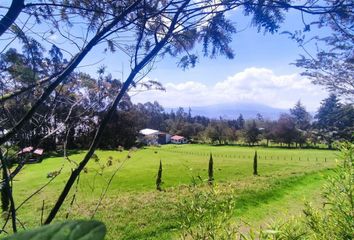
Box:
left=171, top=135, right=187, bottom=144
left=17, top=146, right=44, bottom=163
left=138, top=128, right=171, bottom=145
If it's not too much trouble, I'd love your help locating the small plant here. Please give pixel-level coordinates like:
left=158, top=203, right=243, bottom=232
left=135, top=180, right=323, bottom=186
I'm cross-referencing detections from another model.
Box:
left=106, top=156, right=113, bottom=166
left=156, top=160, right=163, bottom=191
left=253, top=151, right=258, bottom=176
left=117, top=145, right=124, bottom=152
left=208, top=153, right=214, bottom=185
left=46, top=170, right=60, bottom=178
left=91, top=153, right=100, bottom=162
left=177, top=187, right=236, bottom=239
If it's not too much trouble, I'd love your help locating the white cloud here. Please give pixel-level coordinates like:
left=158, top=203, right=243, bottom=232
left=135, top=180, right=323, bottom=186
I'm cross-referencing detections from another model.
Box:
left=131, top=67, right=328, bottom=111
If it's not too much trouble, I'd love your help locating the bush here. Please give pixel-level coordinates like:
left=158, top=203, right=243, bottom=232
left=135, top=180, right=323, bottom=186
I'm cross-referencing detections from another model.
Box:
left=177, top=187, right=236, bottom=239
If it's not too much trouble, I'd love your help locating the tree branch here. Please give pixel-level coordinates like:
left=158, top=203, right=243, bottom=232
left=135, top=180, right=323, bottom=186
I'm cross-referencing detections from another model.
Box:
left=0, top=0, right=24, bottom=37
left=44, top=0, right=190, bottom=224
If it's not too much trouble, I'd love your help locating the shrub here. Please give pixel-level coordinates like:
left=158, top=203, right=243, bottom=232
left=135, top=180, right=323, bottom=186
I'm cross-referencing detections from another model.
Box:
left=156, top=160, right=163, bottom=191
left=208, top=154, right=214, bottom=185
left=253, top=151, right=258, bottom=176
left=90, top=153, right=100, bottom=162
left=177, top=187, right=236, bottom=239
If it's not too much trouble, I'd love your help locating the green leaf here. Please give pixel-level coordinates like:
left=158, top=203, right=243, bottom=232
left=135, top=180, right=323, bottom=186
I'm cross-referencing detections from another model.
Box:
left=3, top=220, right=106, bottom=240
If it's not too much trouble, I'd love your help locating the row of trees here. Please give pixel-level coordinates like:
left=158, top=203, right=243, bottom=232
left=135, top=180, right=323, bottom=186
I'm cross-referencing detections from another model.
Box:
left=4, top=67, right=351, bottom=150
left=167, top=96, right=353, bottom=148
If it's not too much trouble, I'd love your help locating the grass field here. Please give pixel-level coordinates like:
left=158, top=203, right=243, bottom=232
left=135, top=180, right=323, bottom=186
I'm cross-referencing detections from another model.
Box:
left=6, top=144, right=339, bottom=239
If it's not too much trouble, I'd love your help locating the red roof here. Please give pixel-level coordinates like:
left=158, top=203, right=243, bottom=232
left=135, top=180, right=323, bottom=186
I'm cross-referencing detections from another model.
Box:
left=171, top=135, right=185, bottom=140
left=33, top=148, right=44, bottom=155
left=17, top=146, right=44, bottom=155
left=18, top=146, right=34, bottom=154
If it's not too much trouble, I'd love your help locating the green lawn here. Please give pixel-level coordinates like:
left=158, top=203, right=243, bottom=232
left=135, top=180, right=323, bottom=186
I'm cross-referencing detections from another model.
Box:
left=6, top=144, right=339, bottom=239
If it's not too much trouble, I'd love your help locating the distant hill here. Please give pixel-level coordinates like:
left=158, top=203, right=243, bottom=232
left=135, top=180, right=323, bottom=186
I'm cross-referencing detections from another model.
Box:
left=166, top=103, right=288, bottom=120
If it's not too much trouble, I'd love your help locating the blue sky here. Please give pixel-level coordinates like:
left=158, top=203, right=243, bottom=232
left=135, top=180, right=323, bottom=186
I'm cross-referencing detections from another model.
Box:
left=127, top=9, right=329, bottom=111
left=0, top=2, right=330, bottom=111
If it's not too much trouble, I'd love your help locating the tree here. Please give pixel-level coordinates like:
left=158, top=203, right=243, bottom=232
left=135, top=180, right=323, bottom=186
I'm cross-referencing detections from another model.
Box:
left=290, top=100, right=312, bottom=131
left=244, top=120, right=260, bottom=146
left=204, top=120, right=233, bottom=145
left=335, top=104, right=354, bottom=142
left=315, top=94, right=341, bottom=148
left=274, top=114, right=299, bottom=147
left=208, top=154, right=214, bottom=186
left=290, top=100, right=312, bottom=147
left=156, top=160, right=163, bottom=191
left=253, top=151, right=258, bottom=176
left=293, top=0, right=354, bottom=98
left=262, top=120, right=277, bottom=147
left=236, top=114, right=245, bottom=130
left=315, top=94, right=354, bottom=148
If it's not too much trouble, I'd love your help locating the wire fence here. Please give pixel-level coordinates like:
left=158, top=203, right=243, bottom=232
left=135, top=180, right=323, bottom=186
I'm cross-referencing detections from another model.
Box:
left=155, top=148, right=330, bottom=162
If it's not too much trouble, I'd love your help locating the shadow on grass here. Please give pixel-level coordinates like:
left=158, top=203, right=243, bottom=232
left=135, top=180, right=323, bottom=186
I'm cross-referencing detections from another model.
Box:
left=233, top=168, right=335, bottom=216
left=117, top=168, right=335, bottom=240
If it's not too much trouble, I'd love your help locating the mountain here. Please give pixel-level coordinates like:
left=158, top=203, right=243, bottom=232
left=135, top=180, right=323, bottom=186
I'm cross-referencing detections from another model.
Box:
left=167, top=103, right=287, bottom=120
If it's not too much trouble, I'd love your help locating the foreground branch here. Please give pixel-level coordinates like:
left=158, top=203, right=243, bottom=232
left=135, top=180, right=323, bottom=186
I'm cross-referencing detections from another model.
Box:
left=0, top=0, right=24, bottom=37
left=44, top=0, right=189, bottom=224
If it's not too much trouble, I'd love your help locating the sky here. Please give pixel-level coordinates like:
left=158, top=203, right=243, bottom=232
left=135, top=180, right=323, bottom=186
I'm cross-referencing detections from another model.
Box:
left=107, top=7, right=329, bottom=112
left=0, top=2, right=330, bottom=112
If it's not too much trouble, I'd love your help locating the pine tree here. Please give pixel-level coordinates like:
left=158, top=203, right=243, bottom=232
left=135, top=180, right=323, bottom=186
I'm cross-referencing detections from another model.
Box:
left=208, top=154, right=214, bottom=185
left=156, top=160, right=163, bottom=191
left=253, top=151, right=258, bottom=176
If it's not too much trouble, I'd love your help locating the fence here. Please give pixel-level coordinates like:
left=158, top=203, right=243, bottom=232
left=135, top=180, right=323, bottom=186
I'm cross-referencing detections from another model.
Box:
left=155, top=148, right=331, bottom=162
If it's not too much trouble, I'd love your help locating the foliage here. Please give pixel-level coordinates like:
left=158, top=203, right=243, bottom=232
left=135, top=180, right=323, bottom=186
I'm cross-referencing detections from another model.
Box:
left=177, top=187, right=236, bottom=240
left=3, top=220, right=106, bottom=240
left=274, top=114, right=300, bottom=147
left=290, top=100, right=311, bottom=131
left=314, top=94, right=354, bottom=148
left=156, top=160, right=163, bottom=191
left=253, top=151, right=258, bottom=176
left=208, top=154, right=214, bottom=185
left=244, top=120, right=261, bottom=146
left=294, top=0, right=354, bottom=98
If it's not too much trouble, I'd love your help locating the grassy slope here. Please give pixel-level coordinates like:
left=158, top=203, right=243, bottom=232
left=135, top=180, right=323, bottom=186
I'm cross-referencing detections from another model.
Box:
left=8, top=144, right=338, bottom=239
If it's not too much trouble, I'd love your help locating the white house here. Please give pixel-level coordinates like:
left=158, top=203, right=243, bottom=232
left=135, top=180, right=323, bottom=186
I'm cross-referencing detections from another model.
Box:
left=138, top=128, right=171, bottom=145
